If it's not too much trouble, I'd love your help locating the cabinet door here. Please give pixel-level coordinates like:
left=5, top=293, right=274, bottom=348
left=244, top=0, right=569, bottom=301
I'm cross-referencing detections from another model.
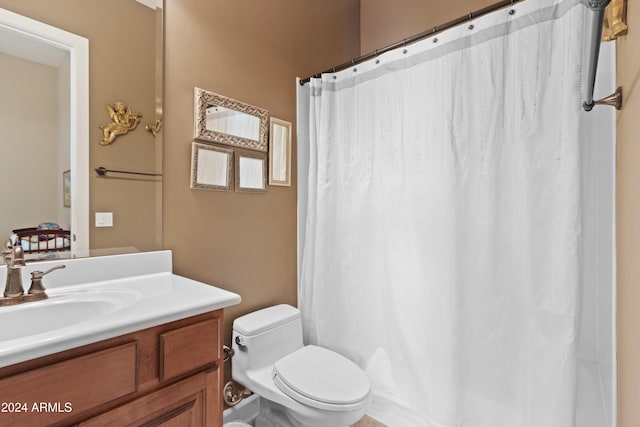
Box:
left=80, top=367, right=220, bottom=427
left=0, top=342, right=138, bottom=427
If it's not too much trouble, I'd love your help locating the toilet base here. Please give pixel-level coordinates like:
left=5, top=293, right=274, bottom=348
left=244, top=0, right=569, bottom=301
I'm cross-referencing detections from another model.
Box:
left=255, top=398, right=299, bottom=427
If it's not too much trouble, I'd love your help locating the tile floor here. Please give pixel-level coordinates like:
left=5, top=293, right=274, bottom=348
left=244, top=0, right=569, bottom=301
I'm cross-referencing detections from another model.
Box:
left=352, top=415, right=387, bottom=427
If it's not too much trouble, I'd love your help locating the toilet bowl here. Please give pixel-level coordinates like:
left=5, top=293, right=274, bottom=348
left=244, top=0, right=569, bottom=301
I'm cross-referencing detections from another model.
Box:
left=232, top=304, right=371, bottom=427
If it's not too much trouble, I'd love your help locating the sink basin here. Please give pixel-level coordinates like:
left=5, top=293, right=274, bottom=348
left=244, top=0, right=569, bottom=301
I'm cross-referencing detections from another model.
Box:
left=0, top=289, right=140, bottom=342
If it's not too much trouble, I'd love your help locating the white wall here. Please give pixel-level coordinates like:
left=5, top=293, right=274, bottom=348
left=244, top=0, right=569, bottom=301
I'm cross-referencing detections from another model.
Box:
left=0, top=51, right=65, bottom=234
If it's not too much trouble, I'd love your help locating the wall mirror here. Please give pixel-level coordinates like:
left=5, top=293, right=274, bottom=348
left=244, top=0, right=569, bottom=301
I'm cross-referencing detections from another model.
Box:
left=269, top=118, right=292, bottom=187
left=235, top=154, right=267, bottom=193
left=190, top=143, right=233, bottom=191
left=0, top=7, right=88, bottom=258
left=194, top=87, right=269, bottom=152
left=0, top=1, right=163, bottom=261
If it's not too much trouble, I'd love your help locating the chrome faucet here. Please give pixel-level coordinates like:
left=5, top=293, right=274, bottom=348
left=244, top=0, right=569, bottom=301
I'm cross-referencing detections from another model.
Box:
left=1, top=238, right=65, bottom=306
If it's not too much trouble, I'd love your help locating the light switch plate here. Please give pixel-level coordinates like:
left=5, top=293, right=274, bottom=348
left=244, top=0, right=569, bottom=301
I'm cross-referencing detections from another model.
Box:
left=95, top=212, right=113, bottom=227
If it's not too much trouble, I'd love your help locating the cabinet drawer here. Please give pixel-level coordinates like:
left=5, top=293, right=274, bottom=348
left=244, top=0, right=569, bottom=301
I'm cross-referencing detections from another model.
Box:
left=0, top=342, right=137, bottom=427
left=160, top=318, right=220, bottom=381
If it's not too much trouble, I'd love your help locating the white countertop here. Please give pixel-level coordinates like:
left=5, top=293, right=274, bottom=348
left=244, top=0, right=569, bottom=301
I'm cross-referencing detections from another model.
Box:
left=0, top=251, right=241, bottom=368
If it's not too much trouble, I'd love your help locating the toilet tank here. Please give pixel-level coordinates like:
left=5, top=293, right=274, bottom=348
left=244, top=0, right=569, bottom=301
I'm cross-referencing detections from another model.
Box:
left=232, top=304, right=304, bottom=371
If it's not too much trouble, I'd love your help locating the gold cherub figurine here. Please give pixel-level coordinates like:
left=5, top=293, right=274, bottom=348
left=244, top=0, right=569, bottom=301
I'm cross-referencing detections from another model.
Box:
left=602, top=0, right=628, bottom=41
left=99, top=102, right=142, bottom=145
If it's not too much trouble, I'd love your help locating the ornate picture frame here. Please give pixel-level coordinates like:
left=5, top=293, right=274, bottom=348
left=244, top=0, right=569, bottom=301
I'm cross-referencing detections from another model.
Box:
left=235, top=152, right=267, bottom=193
left=190, top=142, right=234, bottom=191
left=194, top=87, right=269, bottom=152
left=268, top=117, right=292, bottom=187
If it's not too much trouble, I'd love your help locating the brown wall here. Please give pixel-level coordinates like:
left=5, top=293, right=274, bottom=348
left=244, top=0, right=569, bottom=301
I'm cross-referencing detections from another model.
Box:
left=616, top=0, right=639, bottom=425
left=0, top=0, right=159, bottom=253
left=163, top=0, right=360, bottom=359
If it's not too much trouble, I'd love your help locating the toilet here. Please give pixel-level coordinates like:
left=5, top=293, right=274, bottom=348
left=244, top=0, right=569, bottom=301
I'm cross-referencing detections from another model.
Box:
left=231, top=304, right=371, bottom=427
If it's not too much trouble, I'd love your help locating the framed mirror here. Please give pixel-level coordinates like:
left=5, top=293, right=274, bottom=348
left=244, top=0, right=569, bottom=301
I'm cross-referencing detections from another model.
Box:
left=190, top=142, right=233, bottom=191
left=0, top=7, right=89, bottom=258
left=235, top=153, right=267, bottom=193
left=194, top=87, right=269, bottom=152
left=269, top=118, right=292, bottom=187
left=0, top=2, right=164, bottom=261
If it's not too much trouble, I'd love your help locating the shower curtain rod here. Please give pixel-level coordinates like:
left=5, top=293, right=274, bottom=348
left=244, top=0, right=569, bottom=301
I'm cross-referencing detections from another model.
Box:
left=299, top=0, right=618, bottom=112
left=299, top=0, right=524, bottom=85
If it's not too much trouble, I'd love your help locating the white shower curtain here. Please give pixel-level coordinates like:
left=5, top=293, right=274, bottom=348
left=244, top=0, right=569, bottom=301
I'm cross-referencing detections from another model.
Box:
left=299, top=1, right=593, bottom=426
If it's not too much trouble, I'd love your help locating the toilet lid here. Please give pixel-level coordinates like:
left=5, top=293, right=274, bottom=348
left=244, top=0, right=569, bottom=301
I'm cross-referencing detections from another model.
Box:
left=273, top=345, right=370, bottom=406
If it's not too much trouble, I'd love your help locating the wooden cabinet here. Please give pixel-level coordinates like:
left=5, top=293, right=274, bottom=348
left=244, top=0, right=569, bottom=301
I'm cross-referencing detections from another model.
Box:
left=79, top=367, right=219, bottom=427
left=160, top=318, right=220, bottom=382
left=0, top=310, right=223, bottom=427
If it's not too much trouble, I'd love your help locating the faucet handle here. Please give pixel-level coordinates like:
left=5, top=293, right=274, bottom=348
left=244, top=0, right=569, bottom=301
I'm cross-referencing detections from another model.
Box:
left=31, top=265, right=66, bottom=279
left=2, top=238, right=13, bottom=256
left=3, top=238, right=25, bottom=267
left=28, top=265, right=66, bottom=295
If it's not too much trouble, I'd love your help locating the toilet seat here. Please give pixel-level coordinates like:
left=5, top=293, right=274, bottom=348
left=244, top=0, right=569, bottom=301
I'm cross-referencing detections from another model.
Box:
left=272, top=345, right=370, bottom=412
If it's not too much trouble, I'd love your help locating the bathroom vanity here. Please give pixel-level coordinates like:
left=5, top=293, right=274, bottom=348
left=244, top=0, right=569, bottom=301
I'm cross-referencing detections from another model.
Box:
left=0, top=251, right=240, bottom=426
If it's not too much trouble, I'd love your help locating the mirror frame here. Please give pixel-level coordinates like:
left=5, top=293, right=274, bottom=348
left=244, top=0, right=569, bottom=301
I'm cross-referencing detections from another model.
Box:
left=268, top=117, right=292, bottom=187
left=235, top=153, right=267, bottom=193
left=194, top=87, right=269, bottom=152
left=0, top=8, right=89, bottom=257
left=190, top=142, right=233, bottom=191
